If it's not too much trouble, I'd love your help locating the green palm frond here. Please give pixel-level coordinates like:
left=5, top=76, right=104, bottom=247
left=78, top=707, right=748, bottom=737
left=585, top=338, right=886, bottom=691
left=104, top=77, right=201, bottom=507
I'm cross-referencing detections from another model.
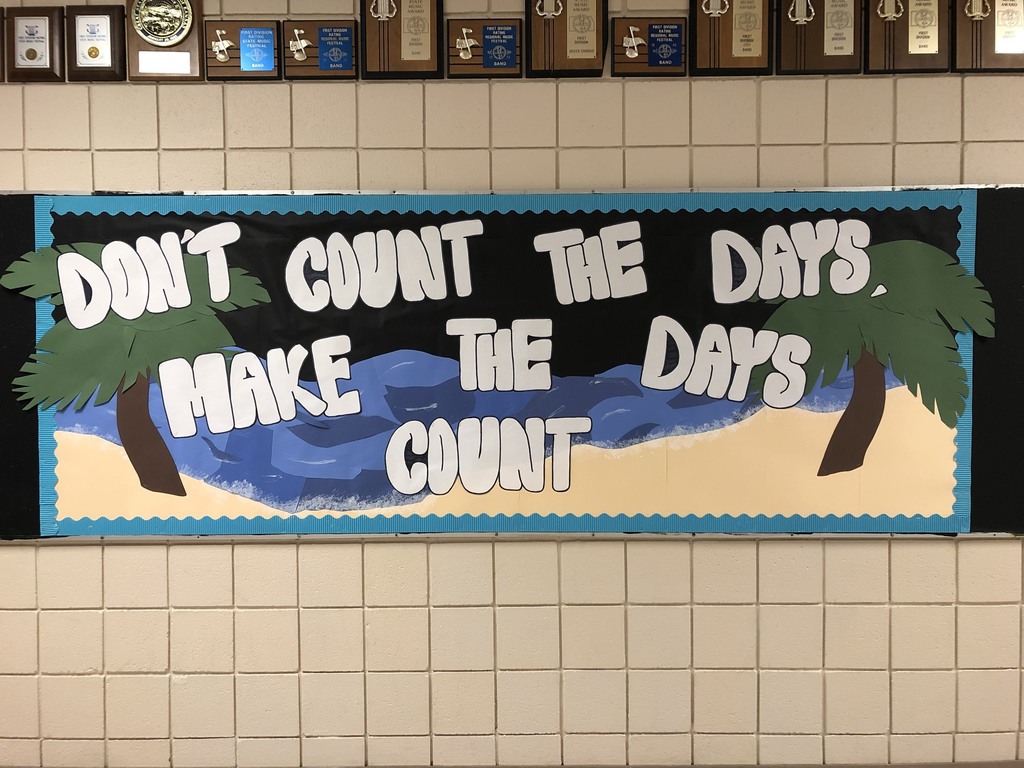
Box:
left=4, top=240, right=271, bottom=412
left=749, top=239, right=994, bottom=426
left=867, top=240, right=994, bottom=337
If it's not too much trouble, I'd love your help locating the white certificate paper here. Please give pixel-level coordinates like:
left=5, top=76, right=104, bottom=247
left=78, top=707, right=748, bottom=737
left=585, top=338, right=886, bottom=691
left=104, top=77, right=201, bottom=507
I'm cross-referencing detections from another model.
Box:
left=77, top=15, right=113, bottom=68
left=15, top=17, right=49, bottom=69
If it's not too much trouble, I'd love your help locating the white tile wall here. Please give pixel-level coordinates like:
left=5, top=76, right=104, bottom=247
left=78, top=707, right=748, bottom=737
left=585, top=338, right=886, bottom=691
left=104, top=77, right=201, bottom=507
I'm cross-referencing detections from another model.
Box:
left=2, top=68, right=1024, bottom=191
left=1, top=539, right=1022, bottom=766
left=3, top=3, right=1024, bottom=764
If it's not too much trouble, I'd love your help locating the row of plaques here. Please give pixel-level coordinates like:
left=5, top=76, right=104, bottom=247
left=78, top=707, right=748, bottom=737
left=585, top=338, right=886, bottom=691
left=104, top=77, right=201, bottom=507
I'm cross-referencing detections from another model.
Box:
left=1, top=0, right=1022, bottom=82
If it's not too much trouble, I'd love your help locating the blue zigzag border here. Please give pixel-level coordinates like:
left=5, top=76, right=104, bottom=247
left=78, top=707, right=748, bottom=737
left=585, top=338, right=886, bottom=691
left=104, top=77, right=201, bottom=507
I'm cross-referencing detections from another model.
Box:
left=54, top=512, right=964, bottom=536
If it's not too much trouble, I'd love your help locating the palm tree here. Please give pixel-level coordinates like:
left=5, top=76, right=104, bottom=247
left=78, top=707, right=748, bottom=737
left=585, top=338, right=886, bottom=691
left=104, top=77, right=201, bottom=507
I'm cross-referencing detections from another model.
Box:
left=749, top=239, right=994, bottom=476
left=2, top=241, right=270, bottom=496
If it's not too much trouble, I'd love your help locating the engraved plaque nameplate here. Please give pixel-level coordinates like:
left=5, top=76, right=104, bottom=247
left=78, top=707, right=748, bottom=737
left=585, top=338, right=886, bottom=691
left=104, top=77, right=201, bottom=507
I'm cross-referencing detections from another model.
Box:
left=824, top=0, right=856, bottom=55
left=995, top=0, right=1024, bottom=52
left=732, top=0, right=764, bottom=55
left=867, top=0, right=949, bottom=71
left=957, top=0, right=1024, bottom=68
left=908, top=0, right=940, bottom=53
left=361, top=0, right=443, bottom=79
left=611, top=17, right=686, bottom=75
left=447, top=18, right=522, bottom=78
left=692, top=0, right=771, bottom=74
left=5, top=7, right=64, bottom=82
left=527, top=0, right=606, bottom=76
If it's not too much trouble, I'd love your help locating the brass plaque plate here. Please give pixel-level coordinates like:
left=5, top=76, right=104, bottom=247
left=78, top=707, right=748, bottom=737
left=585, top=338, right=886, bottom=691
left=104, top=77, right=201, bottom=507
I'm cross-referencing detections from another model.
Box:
left=691, top=0, right=772, bottom=75
left=283, top=20, right=357, bottom=79
left=447, top=18, right=522, bottom=78
left=360, top=0, right=444, bottom=79
left=777, top=0, right=861, bottom=72
left=526, top=0, right=607, bottom=77
left=611, top=17, right=686, bottom=76
left=204, top=20, right=280, bottom=80
left=127, top=0, right=204, bottom=81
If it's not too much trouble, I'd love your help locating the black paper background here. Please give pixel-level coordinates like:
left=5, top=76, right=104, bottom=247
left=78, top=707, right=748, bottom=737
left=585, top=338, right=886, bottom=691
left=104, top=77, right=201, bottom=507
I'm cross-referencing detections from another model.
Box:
left=1, top=194, right=1011, bottom=537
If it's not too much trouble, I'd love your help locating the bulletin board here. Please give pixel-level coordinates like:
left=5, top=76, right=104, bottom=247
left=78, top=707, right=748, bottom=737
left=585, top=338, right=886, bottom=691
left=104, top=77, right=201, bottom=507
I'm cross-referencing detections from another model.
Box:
left=0, top=188, right=1016, bottom=538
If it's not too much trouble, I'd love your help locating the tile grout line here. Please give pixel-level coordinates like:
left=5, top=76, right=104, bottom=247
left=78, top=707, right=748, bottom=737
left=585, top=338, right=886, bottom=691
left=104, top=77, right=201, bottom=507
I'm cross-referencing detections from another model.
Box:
left=426, top=542, right=434, bottom=766
left=361, top=542, right=369, bottom=768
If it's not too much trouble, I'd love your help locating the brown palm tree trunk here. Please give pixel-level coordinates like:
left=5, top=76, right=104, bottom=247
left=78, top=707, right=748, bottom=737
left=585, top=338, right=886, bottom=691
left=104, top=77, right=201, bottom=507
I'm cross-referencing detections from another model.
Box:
left=116, top=373, right=187, bottom=496
left=817, top=346, right=886, bottom=476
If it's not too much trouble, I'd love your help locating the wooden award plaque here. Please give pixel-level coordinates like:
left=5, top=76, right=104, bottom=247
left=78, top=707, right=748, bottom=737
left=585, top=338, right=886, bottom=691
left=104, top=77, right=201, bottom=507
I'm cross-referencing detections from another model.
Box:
left=360, top=0, right=444, bottom=79
left=526, top=0, right=607, bottom=77
left=955, top=0, right=1024, bottom=71
left=5, top=7, right=65, bottom=83
left=777, top=0, right=861, bottom=72
left=611, top=17, right=686, bottom=75
left=447, top=18, right=522, bottom=77
left=204, top=20, right=280, bottom=80
left=65, top=6, right=126, bottom=82
left=283, top=20, right=357, bottom=79
left=691, top=0, right=772, bottom=74
left=865, top=0, right=950, bottom=71
left=127, top=0, right=203, bottom=81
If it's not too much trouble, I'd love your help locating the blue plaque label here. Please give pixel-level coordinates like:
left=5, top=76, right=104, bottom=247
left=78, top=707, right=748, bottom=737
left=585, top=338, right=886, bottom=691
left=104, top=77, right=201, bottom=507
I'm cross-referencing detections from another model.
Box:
left=319, top=26, right=353, bottom=70
left=647, top=23, right=682, bottom=67
left=482, top=24, right=516, bottom=68
left=240, top=27, right=275, bottom=71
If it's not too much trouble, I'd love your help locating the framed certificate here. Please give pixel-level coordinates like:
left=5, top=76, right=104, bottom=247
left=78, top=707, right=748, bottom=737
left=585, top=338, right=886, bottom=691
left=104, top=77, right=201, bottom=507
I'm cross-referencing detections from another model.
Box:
left=204, top=20, right=281, bottom=80
left=447, top=18, right=522, bottom=78
left=127, top=0, right=204, bottom=81
left=283, top=20, right=358, bottom=79
left=5, top=7, right=64, bottom=82
left=360, top=0, right=444, bottom=79
left=65, top=6, right=126, bottom=81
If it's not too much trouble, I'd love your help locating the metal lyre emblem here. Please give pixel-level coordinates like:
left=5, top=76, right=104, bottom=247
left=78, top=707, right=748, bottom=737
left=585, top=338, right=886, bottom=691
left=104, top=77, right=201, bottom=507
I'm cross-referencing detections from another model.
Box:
left=701, top=0, right=730, bottom=17
left=456, top=26, right=479, bottom=58
left=788, top=0, right=815, bottom=23
left=212, top=29, right=234, bottom=62
left=623, top=25, right=646, bottom=57
left=536, top=0, right=564, bottom=19
left=370, top=0, right=398, bottom=21
left=876, top=0, right=904, bottom=20
left=965, top=0, right=991, bottom=20
left=290, top=29, right=313, bottom=60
